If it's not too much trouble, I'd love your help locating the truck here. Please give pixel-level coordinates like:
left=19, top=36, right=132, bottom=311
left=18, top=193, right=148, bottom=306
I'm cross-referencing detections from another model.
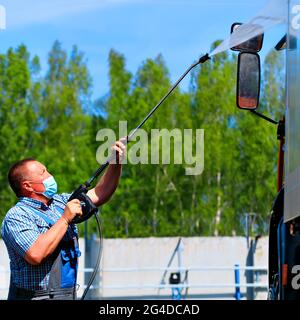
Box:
left=233, top=0, right=300, bottom=300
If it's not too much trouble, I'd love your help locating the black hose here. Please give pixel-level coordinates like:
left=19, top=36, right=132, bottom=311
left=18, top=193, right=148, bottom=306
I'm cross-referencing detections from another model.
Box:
left=80, top=211, right=103, bottom=300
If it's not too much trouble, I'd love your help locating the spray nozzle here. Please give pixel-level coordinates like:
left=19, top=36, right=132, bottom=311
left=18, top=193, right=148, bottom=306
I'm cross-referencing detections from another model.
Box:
left=199, top=53, right=210, bottom=64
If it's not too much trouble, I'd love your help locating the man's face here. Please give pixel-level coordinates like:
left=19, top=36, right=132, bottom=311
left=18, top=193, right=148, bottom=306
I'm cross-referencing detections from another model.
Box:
left=22, top=161, right=52, bottom=194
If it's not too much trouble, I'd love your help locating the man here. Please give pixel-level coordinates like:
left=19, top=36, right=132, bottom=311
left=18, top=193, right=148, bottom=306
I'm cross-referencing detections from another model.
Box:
left=1, top=139, right=126, bottom=300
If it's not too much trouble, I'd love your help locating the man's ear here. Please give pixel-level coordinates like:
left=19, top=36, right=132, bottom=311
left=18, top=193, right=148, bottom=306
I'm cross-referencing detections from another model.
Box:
left=21, top=181, right=34, bottom=193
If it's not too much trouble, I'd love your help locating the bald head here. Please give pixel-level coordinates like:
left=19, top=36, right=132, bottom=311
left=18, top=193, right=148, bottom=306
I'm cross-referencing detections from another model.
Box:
left=8, top=158, right=42, bottom=197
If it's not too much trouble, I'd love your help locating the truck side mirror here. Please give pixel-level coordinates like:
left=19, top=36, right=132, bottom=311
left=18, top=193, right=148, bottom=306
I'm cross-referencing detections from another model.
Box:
left=237, top=52, right=261, bottom=110
left=230, top=22, right=264, bottom=52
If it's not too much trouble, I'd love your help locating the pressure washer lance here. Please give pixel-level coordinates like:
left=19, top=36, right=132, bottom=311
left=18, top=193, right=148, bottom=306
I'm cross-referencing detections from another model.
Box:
left=69, top=53, right=210, bottom=224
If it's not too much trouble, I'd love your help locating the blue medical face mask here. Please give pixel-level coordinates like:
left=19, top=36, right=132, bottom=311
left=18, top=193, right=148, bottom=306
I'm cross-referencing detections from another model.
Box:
left=35, top=176, right=58, bottom=199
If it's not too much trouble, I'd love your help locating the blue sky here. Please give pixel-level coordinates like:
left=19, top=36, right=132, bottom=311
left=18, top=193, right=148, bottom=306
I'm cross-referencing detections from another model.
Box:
left=0, top=0, right=286, bottom=101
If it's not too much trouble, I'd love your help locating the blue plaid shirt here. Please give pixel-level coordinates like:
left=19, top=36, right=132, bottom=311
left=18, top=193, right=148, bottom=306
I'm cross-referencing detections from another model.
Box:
left=1, top=193, right=78, bottom=290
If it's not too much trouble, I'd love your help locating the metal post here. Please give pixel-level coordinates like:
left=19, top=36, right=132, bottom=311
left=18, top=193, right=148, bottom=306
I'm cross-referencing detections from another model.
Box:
left=234, top=264, right=241, bottom=300
left=177, top=239, right=184, bottom=284
left=158, top=237, right=182, bottom=295
left=172, top=287, right=181, bottom=300
left=245, top=239, right=255, bottom=300
left=177, top=239, right=184, bottom=300
left=84, top=220, right=92, bottom=299
left=84, top=221, right=89, bottom=289
left=245, top=213, right=250, bottom=249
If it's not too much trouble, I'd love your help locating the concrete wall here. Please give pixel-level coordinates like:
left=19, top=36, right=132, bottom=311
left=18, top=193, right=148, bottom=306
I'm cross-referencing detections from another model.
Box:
left=0, top=236, right=268, bottom=300
left=0, top=239, right=10, bottom=299
left=98, top=236, right=268, bottom=299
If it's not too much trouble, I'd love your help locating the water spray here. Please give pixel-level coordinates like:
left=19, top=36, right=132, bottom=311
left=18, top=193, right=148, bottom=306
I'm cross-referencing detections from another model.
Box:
left=210, top=0, right=287, bottom=57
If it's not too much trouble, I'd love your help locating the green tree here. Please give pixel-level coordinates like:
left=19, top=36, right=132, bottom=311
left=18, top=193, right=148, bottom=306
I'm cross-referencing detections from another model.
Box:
left=0, top=45, right=38, bottom=221
left=191, top=41, right=237, bottom=236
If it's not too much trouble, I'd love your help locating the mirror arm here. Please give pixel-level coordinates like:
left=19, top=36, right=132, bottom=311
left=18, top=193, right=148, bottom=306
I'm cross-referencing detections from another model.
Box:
left=250, top=110, right=278, bottom=125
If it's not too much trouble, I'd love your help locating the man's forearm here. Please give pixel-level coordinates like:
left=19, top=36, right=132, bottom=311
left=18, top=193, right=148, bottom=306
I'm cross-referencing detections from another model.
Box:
left=87, top=164, right=122, bottom=206
left=25, top=217, right=69, bottom=265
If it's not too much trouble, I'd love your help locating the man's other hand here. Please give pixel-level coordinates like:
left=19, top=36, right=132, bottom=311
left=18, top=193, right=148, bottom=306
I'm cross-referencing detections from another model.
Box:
left=62, top=199, right=83, bottom=224
left=110, top=137, right=127, bottom=164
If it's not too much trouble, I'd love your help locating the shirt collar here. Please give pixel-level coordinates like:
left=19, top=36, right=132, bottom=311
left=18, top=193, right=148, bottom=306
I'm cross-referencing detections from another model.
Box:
left=19, top=197, right=53, bottom=211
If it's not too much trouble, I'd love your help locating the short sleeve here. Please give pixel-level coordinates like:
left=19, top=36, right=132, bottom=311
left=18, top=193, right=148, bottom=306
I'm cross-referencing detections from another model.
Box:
left=2, top=212, right=39, bottom=258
